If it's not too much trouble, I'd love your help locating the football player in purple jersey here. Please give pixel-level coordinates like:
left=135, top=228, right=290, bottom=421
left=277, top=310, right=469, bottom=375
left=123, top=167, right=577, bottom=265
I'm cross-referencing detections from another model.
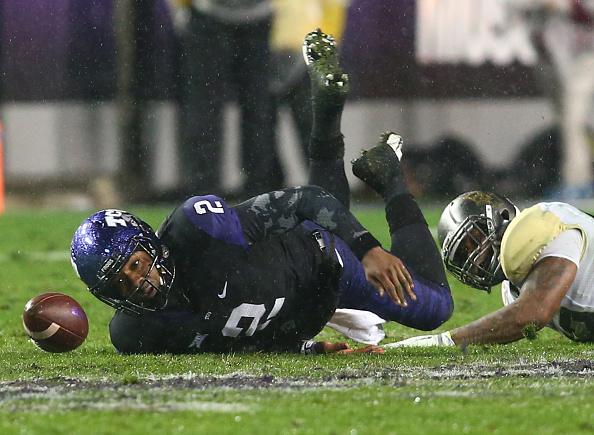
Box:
left=70, top=30, right=453, bottom=355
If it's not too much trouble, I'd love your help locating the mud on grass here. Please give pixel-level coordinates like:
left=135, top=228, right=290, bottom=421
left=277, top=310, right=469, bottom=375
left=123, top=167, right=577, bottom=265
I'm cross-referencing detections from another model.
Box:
left=2, top=358, right=594, bottom=408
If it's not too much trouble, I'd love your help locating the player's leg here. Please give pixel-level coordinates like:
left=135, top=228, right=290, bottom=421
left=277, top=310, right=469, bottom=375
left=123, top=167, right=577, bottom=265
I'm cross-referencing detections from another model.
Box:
left=332, top=235, right=451, bottom=333
left=352, top=132, right=449, bottom=287
left=301, top=33, right=453, bottom=338
left=178, top=12, right=226, bottom=196
left=236, top=19, right=285, bottom=196
left=302, top=29, right=350, bottom=208
left=328, top=133, right=452, bottom=337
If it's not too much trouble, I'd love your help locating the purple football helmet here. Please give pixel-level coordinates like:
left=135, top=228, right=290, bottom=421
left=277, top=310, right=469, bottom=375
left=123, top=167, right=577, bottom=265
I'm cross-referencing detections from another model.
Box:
left=71, top=209, right=174, bottom=314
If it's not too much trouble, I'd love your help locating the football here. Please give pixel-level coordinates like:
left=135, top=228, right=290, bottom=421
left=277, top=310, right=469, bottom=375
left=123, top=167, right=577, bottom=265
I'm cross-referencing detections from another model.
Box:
left=22, top=292, right=89, bottom=353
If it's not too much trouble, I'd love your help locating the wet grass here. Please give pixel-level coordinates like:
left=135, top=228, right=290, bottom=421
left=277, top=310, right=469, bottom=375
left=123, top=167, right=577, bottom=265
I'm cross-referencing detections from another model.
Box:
left=1, top=204, right=594, bottom=434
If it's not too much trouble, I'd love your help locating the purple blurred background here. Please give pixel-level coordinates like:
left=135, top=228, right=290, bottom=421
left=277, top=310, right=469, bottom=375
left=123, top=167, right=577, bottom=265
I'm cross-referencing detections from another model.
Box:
left=0, top=0, right=539, bottom=102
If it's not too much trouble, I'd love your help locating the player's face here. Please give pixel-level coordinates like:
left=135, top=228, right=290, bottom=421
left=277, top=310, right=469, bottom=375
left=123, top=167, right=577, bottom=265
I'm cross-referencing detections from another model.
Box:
left=455, top=228, right=493, bottom=271
left=112, top=250, right=162, bottom=304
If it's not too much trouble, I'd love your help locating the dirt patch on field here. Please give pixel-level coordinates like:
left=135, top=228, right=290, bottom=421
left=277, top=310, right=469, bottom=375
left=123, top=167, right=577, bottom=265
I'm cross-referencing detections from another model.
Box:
left=2, top=359, right=594, bottom=397
left=2, top=359, right=594, bottom=413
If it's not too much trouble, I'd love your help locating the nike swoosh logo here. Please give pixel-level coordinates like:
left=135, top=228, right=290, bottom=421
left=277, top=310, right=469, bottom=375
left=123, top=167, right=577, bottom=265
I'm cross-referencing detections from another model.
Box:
left=218, top=281, right=228, bottom=299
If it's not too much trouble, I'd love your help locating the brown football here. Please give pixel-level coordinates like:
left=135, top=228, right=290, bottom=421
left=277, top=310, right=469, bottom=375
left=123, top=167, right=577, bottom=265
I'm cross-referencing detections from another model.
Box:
left=22, top=293, right=89, bottom=353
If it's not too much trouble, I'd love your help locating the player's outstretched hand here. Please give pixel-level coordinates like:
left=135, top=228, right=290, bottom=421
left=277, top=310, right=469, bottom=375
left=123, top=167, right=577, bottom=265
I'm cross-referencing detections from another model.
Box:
left=361, top=246, right=416, bottom=307
left=382, top=332, right=455, bottom=348
left=314, top=341, right=385, bottom=354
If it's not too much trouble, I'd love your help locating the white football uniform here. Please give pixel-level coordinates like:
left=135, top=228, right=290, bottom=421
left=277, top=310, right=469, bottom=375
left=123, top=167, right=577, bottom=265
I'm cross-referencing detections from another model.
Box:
left=500, top=202, right=594, bottom=341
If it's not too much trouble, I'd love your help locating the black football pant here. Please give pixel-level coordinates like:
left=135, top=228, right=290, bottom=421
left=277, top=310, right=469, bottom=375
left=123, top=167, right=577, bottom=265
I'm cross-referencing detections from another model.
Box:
left=308, top=137, right=449, bottom=287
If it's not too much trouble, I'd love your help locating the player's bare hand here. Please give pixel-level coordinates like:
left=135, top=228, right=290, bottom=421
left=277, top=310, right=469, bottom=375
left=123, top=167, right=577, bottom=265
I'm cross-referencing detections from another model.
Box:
left=361, top=246, right=416, bottom=307
left=314, top=341, right=385, bottom=354
left=336, top=344, right=385, bottom=354
left=313, top=341, right=350, bottom=354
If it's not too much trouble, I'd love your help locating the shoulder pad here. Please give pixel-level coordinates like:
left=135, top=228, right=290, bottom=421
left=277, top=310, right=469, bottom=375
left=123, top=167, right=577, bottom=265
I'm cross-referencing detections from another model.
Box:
left=501, top=204, right=579, bottom=282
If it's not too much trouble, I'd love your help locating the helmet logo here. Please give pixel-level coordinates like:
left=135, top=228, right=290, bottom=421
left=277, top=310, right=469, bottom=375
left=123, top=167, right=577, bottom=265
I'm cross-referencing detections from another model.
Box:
left=104, top=209, right=141, bottom=228
left=465, top=191, right=505, bottom=207
left=105, top=209, right=129, bottom=227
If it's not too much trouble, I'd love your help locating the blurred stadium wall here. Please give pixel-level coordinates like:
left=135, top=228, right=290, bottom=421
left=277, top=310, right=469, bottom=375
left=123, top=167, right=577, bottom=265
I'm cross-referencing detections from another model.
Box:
left=1, top=0, right=554, bottom=205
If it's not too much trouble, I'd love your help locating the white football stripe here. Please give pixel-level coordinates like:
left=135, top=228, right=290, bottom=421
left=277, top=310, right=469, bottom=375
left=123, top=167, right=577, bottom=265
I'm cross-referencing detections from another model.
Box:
left=23, top=321, right=60, bottom=340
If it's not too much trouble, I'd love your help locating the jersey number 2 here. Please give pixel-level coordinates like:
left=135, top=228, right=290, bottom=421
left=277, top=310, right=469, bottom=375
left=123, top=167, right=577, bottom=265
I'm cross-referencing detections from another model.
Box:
left=222, top=298, right=285, bottom=337
left=193, top=200, right=225, bottom=215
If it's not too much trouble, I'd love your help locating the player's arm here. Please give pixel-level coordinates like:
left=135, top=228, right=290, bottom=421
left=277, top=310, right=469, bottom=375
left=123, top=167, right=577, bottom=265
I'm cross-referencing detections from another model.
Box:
left=165, top=189, right=379, bottom=255
left=388, top=256, right=576, bottom=347
left=235, top=185, right=380, bottom=256
left=450, top=256, right=575, bottom=345
left=109, top=310, right=226, bottom=354
left=262, top=339, right=383, bottom=354
left=235, top=186, right=415, bottom=305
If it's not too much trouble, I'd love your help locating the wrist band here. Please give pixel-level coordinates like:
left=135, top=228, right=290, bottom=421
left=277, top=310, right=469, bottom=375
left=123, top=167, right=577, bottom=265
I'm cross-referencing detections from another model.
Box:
left=301, top=340, right=317, bottom=354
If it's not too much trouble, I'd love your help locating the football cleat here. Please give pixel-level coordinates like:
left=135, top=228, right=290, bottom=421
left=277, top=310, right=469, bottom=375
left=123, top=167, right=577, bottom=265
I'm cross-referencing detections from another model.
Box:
left=303, top=29, right=349, bottom=109
left=351, top=131, right=404, bottom=193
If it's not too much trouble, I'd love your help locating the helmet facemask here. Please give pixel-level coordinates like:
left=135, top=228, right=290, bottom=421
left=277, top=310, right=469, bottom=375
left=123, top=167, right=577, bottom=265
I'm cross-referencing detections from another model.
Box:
left=90, top=235, right=175, bottom=316
left=441, top=204, right=508, bottom=292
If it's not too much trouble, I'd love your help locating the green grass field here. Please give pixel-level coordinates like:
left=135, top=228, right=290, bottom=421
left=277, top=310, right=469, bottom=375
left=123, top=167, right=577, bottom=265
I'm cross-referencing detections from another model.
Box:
left=1, top=203, right=594, bottom=434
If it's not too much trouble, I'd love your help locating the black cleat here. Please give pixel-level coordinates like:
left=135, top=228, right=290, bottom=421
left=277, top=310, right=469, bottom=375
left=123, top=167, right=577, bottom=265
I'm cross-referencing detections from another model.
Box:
left=352, top=132, right=404, bottom=196
left=303, top=29, right=349, bottom=160
left=303, top=29, right=349, bottom=117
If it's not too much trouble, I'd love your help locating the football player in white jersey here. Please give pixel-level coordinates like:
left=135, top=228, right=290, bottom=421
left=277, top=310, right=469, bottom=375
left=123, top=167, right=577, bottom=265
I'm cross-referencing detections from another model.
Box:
left=388, top=190, right=594, bottom=348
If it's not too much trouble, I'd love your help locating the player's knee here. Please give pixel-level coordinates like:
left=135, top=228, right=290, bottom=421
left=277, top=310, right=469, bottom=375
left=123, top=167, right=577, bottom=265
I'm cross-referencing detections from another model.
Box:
left=417, top=289, right=454, bottom=331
